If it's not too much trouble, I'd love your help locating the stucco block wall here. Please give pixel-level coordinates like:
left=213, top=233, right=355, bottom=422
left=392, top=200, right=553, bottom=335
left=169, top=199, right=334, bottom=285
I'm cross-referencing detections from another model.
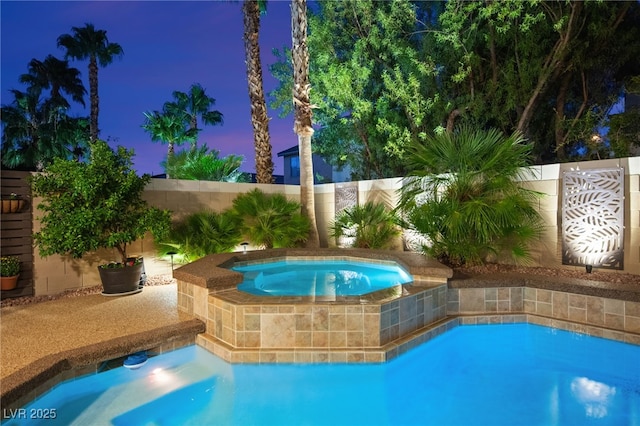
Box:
left=30, top=157, right=640, bottom=297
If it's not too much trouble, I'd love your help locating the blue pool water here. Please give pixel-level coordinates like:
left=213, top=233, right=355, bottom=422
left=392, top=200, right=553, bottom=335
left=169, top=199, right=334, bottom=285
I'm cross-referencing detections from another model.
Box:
left=9, top=324, right=640, bottom=426
left=232, top=259, right=413, bottom=296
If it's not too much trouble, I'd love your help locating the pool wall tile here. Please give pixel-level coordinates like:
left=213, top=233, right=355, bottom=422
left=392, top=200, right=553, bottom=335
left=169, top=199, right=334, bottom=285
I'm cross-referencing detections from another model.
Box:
left=176, top=251, right=638, bottom=366
left=552, top=292, right=568, bottom=319
left=586, top=297, right=605, bottom=325
left=450, top=286, right=640, bottom=346
left=627, top=301, right=640, bottom=317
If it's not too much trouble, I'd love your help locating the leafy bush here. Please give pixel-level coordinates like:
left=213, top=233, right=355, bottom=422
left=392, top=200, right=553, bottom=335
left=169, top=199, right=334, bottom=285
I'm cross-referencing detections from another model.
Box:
left=30, top=140, right=172, bottom=265
left=399, top=126, right=545, bottom=266
left=232, top=189, right=310, bottom=249
left=156, top=210, right=243, bottom=263
left=330, top=201, right=400, bottom=249
left=163, top=145, right=250, bottom=182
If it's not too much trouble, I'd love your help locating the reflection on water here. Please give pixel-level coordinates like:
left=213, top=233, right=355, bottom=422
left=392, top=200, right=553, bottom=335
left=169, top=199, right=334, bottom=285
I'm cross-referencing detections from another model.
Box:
left=234, top=260, right=412, bottom=296
left=331, top=270, right=371, bottom=293
left=571, top=377, right=617, bottom=418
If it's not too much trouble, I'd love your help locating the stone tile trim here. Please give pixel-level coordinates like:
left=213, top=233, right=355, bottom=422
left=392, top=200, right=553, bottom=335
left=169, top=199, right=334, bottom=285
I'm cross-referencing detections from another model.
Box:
left=460, top=314, right=640, bottom=346
left=449, top=286, right=640, bottom=337
left=449, top=272, right=640, bottom=302
left=201, top=312, right=640, bottom=364
left=197, top=316, right=459, bottom=364
left=204, top=284, right=448, bottom=354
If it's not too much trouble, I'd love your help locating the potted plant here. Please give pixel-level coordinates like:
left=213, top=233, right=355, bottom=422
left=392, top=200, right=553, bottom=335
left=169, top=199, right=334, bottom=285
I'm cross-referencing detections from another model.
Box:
left=30, top=140, right=171, bottom=295
left=1, top=256, right=21, bottom=291
left=1, top=193, right=27, bottom=214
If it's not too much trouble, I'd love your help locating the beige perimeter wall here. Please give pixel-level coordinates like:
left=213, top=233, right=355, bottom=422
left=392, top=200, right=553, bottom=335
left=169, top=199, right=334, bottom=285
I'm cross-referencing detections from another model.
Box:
left=32, top=157, right=640, bottom=296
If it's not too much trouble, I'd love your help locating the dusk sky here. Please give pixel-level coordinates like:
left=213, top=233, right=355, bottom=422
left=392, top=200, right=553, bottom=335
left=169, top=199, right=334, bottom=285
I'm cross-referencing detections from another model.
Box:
left=1, top=1, right=297, bottom=176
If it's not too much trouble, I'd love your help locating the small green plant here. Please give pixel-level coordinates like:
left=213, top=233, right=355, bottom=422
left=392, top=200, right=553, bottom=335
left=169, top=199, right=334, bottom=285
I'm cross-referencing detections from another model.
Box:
left=30, top=140, right=172, bottom=266
left=330, top=201, right=401, bottom=249
left=231, top=189, right=310, bottom=249
left=1, top=256, right=20, bottom=277
left=156, top=210, right=243, bottom=263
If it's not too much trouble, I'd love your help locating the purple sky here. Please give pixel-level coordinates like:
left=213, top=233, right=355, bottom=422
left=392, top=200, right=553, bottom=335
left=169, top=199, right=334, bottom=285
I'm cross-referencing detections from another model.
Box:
left=1, top=1, right=296, bottom=176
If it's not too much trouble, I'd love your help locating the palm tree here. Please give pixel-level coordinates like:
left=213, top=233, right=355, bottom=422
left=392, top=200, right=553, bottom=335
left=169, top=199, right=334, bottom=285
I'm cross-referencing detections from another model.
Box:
left=399, top=126, right=545, bottom=266
left=291, top=0, right=319, bottom=248
left=330, top=201, right=401, bottom=249
left=243, top=0, right=274, bottom=183
left=231, top=189, right=310, bottom=249
left=165, top=83, right=223, bottom=146
left=142, top=110, right=196, bottom=167
left=57, top=116, right=90, bottom=162
left=1, top=89, right=80, bottom=171
left=19, top=55, right=86, bottom=111
left=162, top=144, right=249, bottom=182
left=57, top=23, right=124, bottom=141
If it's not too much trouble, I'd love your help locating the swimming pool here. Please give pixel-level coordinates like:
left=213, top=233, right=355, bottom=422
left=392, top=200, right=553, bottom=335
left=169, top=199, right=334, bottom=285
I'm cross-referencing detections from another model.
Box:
left=232, top=259, right=413, bottom=296
left=10, top=323, right=639, bottom=426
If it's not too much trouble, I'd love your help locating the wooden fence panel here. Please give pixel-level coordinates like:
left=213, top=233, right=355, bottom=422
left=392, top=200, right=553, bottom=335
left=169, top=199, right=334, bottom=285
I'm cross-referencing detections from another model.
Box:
left=1, top=170, right=34, bottom=299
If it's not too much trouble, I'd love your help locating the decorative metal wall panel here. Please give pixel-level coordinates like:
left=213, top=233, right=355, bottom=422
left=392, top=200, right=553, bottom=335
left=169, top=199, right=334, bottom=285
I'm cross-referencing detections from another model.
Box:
left=334, top=183, right=358, bottom=247
left=562, top=167, right=624, bottom=269
left=335, top=182, right=358, bottom=214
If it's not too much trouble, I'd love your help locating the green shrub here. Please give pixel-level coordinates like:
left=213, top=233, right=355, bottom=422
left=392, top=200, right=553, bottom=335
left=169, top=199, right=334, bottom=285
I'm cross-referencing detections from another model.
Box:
left=1, top=256, right=20, bottom=277
left=330, top=201, right=400, bottom=249
left=232, top=189, right=310, bottom=249
left=156, top=210, right=243, bottom=263
left=399, top=126, right=545, bottom=266
left=30, top=140, right=172, bottom=265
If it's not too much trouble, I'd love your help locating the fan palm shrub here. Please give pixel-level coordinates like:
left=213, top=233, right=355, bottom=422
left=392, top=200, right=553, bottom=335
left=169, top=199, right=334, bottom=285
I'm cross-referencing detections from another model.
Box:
left=156, top=210, right=243, bottom=264
left=163, top=145, right=249, bottom=182
left=330, top=201, right=401, bottom=249
left=398, top=126, right=545, bottom=266
left=232, top=189, right=310, bottom=249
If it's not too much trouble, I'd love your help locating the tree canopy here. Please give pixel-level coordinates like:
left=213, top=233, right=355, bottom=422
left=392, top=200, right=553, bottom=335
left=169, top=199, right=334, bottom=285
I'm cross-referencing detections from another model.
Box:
left=270, top=0, right=640, bottom=178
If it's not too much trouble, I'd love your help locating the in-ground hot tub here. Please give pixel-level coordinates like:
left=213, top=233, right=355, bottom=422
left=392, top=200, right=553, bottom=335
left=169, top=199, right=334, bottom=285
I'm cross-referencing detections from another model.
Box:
left=232, top=258, right=413, bottom=296
left=174, top=248, right=454, bottom=363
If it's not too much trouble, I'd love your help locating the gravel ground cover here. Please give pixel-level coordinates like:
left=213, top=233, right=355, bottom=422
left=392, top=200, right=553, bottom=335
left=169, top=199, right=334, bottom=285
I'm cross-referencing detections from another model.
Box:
left=0, top=274, right=176, bottom=308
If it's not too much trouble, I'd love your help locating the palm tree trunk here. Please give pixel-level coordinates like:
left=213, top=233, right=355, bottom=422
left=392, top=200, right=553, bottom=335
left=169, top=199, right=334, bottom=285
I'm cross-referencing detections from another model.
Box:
left=291, top=0, right=319, bottom=248
left=243, top=0, right=274, bottom=184
left=89, top=56, right=99, bottom=141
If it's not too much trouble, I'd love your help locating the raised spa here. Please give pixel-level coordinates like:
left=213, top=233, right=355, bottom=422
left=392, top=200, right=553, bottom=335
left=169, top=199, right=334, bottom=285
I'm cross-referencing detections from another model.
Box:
left=232, top=259, right=413, bottom=296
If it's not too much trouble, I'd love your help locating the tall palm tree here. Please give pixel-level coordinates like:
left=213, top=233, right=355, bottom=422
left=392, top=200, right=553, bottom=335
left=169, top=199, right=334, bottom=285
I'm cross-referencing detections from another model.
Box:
left=243, top=0, right=274, bottom=183
left=165, top=83, right=223, bottom=146
left=57, top=23, right=124, bottom=141
left=19, top=55, right=86, bottom=111
left=291, top=0, right=319, bottom=247
left=142, top=110, right=196, bottom=163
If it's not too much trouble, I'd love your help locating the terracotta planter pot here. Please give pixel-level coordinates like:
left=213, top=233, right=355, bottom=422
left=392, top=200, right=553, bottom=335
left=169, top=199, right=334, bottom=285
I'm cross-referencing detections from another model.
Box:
left=98, top=263, right=144, bottom=295
left=1, top=275, right=19, bottom=291
left=1, top=199, right=26, bottom=214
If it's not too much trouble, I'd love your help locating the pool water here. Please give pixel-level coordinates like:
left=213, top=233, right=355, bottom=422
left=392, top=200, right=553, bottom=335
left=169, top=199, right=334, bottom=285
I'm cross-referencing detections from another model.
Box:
left=10, top=324, right=640, bottom=426
left=232, top=259, right=413, bottom=296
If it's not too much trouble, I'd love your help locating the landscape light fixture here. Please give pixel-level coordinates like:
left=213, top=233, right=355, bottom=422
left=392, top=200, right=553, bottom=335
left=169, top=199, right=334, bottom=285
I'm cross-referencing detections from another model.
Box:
left=241, top=242, right=249, bottom=254
left=167, top=251, right=177, bottom=270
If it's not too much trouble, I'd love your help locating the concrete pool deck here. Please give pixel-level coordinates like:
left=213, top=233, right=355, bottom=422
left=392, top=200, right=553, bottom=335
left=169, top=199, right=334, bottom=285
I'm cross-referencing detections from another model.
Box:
left=0, top=284, right=205, bottom=411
